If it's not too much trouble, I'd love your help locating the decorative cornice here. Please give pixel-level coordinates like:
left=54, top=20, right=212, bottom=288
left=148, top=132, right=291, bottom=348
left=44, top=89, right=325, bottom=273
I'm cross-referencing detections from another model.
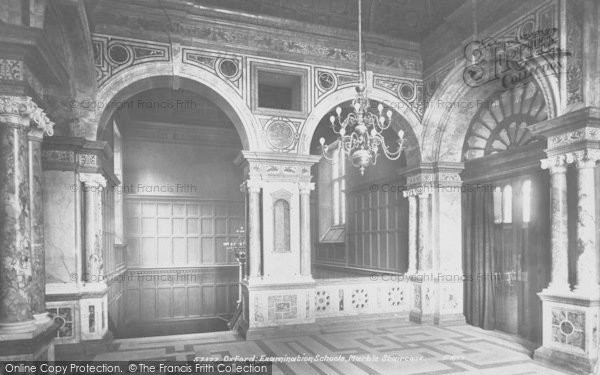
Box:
left=237, top=151, right=320, bottom=183
left=0, top=96, right=54, bottom=135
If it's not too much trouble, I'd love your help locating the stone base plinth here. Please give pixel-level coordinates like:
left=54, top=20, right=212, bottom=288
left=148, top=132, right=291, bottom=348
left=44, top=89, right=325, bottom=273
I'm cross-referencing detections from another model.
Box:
left=45, top=282, right=109, bottom=343
left=0, top=316, right=59, bottom=361
left=409, top=280, right=435, bottom=324
left=239, top=278, right=316, bottom=340
left=434, top=281, right=465, bottom=326
left=533, top=289, right=599, bottom=374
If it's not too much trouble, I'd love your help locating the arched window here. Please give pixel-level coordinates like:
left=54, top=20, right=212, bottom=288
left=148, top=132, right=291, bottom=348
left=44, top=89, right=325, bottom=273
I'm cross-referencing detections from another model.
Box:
left=493, top=186, right=503, bottom=224
left=522, top=179, right=531, bottom=223
left=463, top=80, right=547, bottom=161
left=273, top=199, right=290, bottom=252
left=502, top=185, right=512, bottom=224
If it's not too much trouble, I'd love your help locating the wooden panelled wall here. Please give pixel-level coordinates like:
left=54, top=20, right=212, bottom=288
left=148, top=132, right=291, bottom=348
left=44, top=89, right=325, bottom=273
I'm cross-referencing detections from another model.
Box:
left=124, top=197, right=242, bottom=324
left=103, top=186, right=127, bottom=332
left=313, top=174, right=409, bottom=275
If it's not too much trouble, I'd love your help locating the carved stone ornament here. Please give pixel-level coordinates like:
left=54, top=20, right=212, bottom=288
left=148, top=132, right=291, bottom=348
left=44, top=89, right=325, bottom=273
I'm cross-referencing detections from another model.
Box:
left=0, top=96, right=54, bottom=135
left=79, top=173, right=107, bottom=188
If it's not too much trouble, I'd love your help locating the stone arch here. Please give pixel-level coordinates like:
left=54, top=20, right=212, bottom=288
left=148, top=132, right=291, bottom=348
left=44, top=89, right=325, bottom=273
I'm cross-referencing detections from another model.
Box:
left=92, top=62, right=261, bottom=150
left=300, top=86, right=422, bottom=167
left=421, top=59, right=559, bottom=163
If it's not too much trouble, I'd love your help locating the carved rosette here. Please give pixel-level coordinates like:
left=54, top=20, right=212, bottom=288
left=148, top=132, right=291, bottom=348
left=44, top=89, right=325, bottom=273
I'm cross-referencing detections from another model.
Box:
left=0, top=96, right=54, bottom=135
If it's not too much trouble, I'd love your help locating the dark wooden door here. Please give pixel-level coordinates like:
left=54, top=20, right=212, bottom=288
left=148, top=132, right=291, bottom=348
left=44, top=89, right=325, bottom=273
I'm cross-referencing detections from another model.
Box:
left=492, top=173, right=550, bottom=342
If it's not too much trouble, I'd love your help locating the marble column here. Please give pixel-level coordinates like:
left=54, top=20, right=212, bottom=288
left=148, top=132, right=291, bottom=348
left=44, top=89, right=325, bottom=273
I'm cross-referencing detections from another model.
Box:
left=28, top=128, right=46, bottom=316
left=247, top=181, right=262, bottom=279
left=0, top=96, right=53, bottom=331
left=417, top=192, right=431, bottom=272
left=574, top=152, right=600, bottom=293
left=407, top=194, right=417, bottom=273
left=79, top=173, right=106, bottom=283
left=299, top=183, right=314, bottom=277
left=541, top=156, right=570, bottom=292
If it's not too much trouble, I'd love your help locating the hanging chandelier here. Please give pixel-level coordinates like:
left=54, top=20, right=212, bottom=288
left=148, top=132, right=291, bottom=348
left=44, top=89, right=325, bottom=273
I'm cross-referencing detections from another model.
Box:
left=320, top=0, right=406, bottom=175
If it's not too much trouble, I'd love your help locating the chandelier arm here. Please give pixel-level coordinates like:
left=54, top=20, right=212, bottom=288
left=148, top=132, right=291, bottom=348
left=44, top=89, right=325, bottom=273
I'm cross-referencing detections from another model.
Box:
left=378, top=136, right=403, bottom=160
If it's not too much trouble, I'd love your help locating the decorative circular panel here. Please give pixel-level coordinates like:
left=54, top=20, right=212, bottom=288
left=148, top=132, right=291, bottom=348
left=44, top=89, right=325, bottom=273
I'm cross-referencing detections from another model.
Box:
left=399, top=83, right=414, bottom=100
left=559, top=320, right=574, bottom=335
left=108, top=44, right=130, bottom=65
left=219, top=59, right=239, bottom=78
left=351, top=289, right=368, bottom=309
left=315, top=291, right=330, bottom=312
left=318, top=72, right=335, bottom=91
left=266, top=120, right=295, bottom=150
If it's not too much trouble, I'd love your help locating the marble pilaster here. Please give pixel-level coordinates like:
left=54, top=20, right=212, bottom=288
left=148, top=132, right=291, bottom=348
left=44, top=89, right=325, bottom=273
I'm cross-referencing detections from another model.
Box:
left=299, top=183, right=314, bottom=277
left=28, top=128, right=47, bottom=316
left=541, top=155, right=570, bottom=292
left=245, top=180, right=262, bottom=279
left=79, top=173, right=106, bottom=283
left=406, top=195, right=417, bottom=273
left=573, top=150, right=600, bottom=294
left=417, top=192, right=431, bottom=272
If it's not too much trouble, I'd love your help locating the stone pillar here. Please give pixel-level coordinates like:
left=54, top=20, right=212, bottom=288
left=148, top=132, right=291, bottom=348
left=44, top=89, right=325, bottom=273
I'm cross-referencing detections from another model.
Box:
left=79, top=173, right=106, bottom=283
left=0, top=95, right=57, bottom=359
left=299, top=183, right=314, bottom=277
left=573, top=151, right=599, bottom=293
left=235, top=152, right=320, bottom=340
left=0, top=99, right=34, bottom=329
left=541, top=156, right=570, bottom=292
left=417, top=192, right=431, bottom=272
left=28, top=127, right=47, bottom=316
left=246, top=180, right=262, bottom=279
left=406, top=194, right=417, bottom=274
left=530, top=109, right=600, bottom=374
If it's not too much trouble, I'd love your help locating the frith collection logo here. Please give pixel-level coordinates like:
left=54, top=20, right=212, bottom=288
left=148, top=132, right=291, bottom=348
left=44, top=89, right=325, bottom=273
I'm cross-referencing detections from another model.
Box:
left=463, top=27, right=568, bottom=89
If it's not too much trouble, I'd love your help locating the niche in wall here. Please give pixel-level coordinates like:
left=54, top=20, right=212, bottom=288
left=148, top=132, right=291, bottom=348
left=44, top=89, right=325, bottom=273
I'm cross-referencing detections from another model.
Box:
left=272, top=190, right=292, bottom=253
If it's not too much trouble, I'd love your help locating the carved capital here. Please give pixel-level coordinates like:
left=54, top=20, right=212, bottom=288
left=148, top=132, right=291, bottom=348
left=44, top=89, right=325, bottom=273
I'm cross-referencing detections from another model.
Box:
left=572, top=149, right=600, bottom=169
left=242, top=180, right=262, bottom=194
left=79, top=173, right=107, bottom=188
left=299, top=182, right=315, bottom=194
left=0, top=96, right=54, bottom=135
left=541, top=154, right=568, bottom=174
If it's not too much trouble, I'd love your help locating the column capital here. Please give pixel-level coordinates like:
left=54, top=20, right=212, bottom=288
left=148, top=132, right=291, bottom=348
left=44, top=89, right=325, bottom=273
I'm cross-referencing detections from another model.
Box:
left=241, top=180, right=262, bottom=194
left=0, top=96, right=54, bottom=135
left=541, top=154, right=568, bottom=173
left=79, top=173, right=107, bottom=188
left=299, top=182, right=315, bottom=194
left=571, top=149, right=600, bottom=168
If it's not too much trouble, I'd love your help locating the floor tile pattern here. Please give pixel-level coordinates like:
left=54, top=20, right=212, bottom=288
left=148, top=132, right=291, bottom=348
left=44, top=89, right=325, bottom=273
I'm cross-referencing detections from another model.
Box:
left=93, top=320, right=572, bottom=374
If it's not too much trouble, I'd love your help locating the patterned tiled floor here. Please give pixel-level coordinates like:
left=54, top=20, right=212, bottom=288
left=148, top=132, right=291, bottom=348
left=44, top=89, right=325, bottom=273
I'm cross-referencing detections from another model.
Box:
left=93, top=319, right=572, bottom=374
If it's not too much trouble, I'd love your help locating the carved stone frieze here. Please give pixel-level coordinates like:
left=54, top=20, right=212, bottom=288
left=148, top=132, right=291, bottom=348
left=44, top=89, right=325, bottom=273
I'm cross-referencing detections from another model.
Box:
left=547, top=128, right=600, bottom=149
left=0, top=59, right=24, bottom=81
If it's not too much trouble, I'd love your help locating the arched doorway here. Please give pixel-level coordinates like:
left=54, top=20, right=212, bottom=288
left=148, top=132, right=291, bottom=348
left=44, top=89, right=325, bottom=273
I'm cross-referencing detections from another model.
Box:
left=96, top=75, right=251, bottom=338
left=306, top=97, right=419, bottom=280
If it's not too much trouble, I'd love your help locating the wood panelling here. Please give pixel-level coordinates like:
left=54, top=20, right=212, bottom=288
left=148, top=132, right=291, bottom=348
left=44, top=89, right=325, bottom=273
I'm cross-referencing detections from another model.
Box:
left=125, top=196, right=243, bottom=267
left=124, top=196, right=243, bottom=325
left=124, top=267, right=238, bottom=323
left=313, top=181, right=409, bottom=274
left=346, top=186, right=408, bottom=272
